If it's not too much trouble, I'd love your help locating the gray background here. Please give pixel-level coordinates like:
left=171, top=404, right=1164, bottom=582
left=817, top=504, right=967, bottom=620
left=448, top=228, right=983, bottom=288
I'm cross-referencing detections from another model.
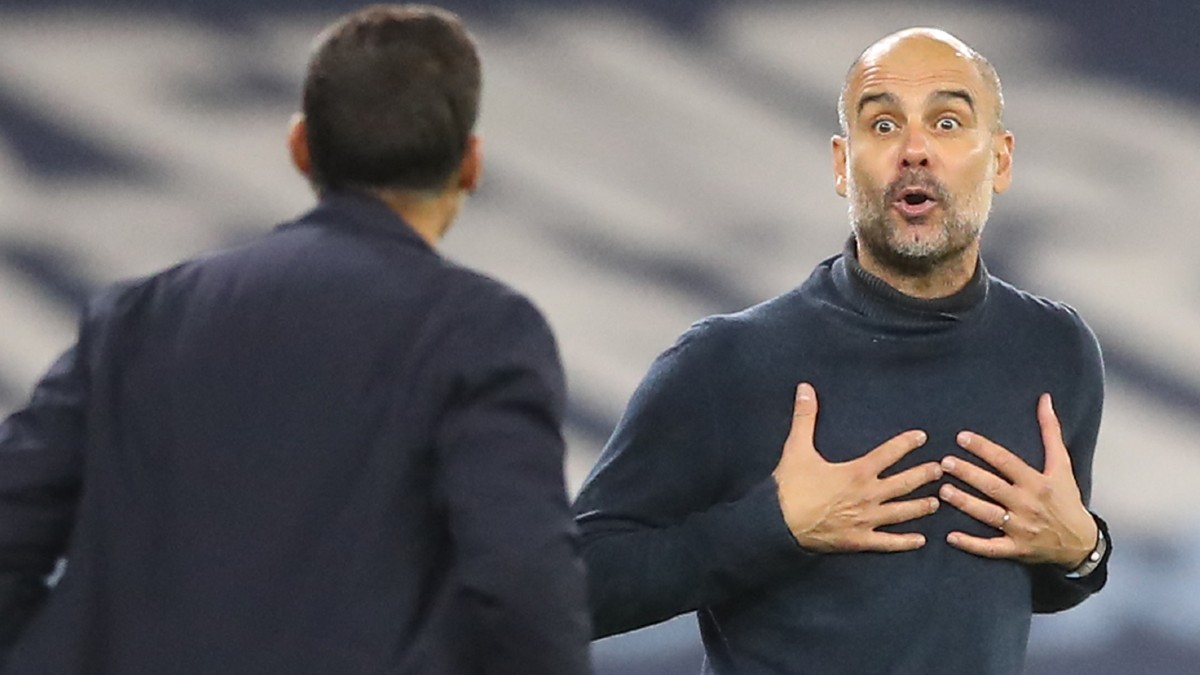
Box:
left=0, top=1, right=1196, bottom=672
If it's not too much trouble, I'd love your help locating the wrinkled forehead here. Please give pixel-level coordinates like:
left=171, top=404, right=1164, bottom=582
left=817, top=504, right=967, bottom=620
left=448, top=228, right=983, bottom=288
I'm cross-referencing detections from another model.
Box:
left=848, top=34, right=989, bottom=114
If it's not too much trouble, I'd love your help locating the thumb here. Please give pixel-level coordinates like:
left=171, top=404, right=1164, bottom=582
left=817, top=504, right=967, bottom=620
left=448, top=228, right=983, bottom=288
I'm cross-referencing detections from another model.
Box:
left=784, top=382, right=819, bottom=455
left=1038, top=392, right=1072, bottom=475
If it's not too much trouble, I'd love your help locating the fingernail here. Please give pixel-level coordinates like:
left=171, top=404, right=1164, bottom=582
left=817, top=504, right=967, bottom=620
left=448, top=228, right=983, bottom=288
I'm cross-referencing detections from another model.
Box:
left=947, top=533, right=960, bottom=545
left=929, top=498, right=940, bottom=512
left=941, top=456, right=957, bottom=471
left=957, top=431, right=972, bottom=446
left=931, top=464, right=943, bottom=479
left=914, top=430, right=928, bottom=444
left=1045, top=393, right=1055, bottom=415
left=939, top=484, right=954, bottom=500
left=797, top=383, right=812, bottom=401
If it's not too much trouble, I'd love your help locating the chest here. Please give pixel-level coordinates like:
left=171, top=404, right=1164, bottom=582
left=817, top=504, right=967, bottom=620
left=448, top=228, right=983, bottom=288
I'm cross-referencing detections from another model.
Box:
left=720, top=331, right=1072, bottom=486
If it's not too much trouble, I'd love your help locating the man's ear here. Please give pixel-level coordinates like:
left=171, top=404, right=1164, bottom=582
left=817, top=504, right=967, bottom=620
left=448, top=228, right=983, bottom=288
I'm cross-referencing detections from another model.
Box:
left=458, top=134, right=482, bottom=193
left=992, top=131, right=1015, bottom=194
left=832, top=135, right=848, bottom=197
left=288, top=113, right=312, bottom=178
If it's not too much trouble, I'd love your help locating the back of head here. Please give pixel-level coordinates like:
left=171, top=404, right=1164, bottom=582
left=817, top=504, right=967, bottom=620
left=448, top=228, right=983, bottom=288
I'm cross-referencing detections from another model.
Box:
left=303, top=4, right=481, bottom=194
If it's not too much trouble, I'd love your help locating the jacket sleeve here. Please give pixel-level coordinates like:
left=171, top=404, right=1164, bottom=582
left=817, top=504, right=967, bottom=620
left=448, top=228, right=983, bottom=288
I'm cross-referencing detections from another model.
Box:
left=433, top=291, right=592, bottom=675
left=0, top=343, right=88, bottom=648
left=1031, top=311, right=1109, bottom=613
left=573, top=321, right=812, bottom=639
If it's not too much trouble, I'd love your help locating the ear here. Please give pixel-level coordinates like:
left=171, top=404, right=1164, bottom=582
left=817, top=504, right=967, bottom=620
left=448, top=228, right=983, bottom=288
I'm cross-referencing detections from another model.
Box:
left=991, top=131, right=1014, bottom=194
left=457, top=134, right=483, bottom=193
left=832, top=135, right=848, bottom=197
left=288, top=113, right=312, bottom=178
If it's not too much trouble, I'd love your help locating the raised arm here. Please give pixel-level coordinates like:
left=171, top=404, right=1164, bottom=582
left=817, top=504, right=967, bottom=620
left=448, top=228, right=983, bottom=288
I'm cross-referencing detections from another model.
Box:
left=938, top=313, right=1109, bottom=612
left=574, top=323, right=942, bottom=638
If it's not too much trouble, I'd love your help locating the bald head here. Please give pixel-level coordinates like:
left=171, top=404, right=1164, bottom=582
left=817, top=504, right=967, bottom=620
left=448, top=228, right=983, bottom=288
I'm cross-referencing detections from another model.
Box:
left=837, top=28, right=1004, bottom=135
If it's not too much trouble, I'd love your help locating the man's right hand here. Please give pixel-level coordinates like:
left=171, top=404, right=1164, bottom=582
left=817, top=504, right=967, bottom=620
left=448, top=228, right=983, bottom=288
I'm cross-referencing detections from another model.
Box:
left=772, top=382, right=942, bottom=553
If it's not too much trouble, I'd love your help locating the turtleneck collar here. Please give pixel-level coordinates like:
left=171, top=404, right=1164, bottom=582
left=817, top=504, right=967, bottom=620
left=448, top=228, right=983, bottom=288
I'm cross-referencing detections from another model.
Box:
left=831, top=236, right=989, bottom=327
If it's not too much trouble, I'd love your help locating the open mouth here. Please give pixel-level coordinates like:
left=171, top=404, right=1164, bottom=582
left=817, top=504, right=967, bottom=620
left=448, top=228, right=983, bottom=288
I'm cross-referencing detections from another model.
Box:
left=893, top=187, right=938, bottom=218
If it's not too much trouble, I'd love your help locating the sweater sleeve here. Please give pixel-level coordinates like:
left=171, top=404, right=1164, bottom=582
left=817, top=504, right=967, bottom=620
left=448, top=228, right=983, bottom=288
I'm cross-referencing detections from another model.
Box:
left=574, top=321, right=813, bottom=638
left=1030, top=309, right=1109, bottom=613
left=434, top=290, right=592, bottom=675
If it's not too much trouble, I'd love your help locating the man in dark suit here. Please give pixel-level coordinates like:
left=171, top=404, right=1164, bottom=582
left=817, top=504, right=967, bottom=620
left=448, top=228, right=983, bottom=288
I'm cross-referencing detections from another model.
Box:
left=0, top=5, right=591, bottom=674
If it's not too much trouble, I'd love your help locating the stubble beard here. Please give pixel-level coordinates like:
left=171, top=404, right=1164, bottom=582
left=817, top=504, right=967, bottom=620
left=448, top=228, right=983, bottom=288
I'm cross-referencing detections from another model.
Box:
left=848, top=168, right=989, bottom=278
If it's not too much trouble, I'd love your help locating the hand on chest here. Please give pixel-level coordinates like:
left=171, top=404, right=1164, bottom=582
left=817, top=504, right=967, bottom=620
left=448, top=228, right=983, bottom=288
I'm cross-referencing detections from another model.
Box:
left=803, top=357, right=1056, bottom=473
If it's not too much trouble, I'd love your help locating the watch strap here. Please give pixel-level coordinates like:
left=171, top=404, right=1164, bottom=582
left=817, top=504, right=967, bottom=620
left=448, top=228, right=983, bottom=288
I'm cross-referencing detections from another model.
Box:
left=1067, top=513, right=1110, bottom=579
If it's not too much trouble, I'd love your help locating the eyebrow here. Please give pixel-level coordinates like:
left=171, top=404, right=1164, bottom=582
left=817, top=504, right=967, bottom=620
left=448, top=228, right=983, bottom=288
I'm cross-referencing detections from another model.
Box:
left=856, top=91, right=898, bottom=118
left=930, top=89, right=975, bottom=112
left=855, top=88, right=977, bottom=121
left=854, top=87, right=974, bottom=124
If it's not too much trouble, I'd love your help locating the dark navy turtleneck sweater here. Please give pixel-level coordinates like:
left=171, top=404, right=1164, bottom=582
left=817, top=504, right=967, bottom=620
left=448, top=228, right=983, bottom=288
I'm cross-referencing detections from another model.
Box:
left=574, top=240, right=1107, bottom=674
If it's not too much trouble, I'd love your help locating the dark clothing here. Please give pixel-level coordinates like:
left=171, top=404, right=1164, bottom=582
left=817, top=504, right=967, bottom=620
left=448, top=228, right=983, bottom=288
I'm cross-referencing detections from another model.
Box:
left=0, top=192, right=592, bottom=675
left=575, top=241, right=1107, bottom=674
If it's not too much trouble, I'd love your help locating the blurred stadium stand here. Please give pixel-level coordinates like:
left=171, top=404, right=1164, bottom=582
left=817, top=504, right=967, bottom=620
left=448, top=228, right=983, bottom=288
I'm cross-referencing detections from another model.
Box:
left=1, top=1, right=1197, bottom=672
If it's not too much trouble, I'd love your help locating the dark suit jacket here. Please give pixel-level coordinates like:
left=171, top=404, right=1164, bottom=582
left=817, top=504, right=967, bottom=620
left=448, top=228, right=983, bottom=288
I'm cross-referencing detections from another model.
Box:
left=0, top=192, right=592, bottom=674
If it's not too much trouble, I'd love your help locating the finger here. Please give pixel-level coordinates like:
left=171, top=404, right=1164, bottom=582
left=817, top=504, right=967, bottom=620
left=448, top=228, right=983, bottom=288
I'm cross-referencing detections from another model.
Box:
left=938, top=483, right=1008, bottom=530
left=939, top=456, right=1014, bottom=504
left=876, top=462, right=943, bottom=502
left=862, top=429, right=929, bottom=475
left=851, top=531, right=927, bottom=553
left=1038, top=393, right=1073, bottom=476
left=783, top=383, right=818, bottom=455
left=955, top=430, right=1039, bottom=485
left=946, top=532, right=1019, bottom=559
left=873, top=496, right=940, bottom=527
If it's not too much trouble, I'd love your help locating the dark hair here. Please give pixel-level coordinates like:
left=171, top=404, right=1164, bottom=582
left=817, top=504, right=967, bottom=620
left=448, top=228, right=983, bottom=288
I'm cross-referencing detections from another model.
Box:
left=302, top=4, right=481, bottom=192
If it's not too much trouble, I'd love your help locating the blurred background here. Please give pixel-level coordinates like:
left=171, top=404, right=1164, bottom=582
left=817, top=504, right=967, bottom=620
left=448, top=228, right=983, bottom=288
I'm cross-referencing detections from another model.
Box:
left=1, top=0, right=1197, bottom=672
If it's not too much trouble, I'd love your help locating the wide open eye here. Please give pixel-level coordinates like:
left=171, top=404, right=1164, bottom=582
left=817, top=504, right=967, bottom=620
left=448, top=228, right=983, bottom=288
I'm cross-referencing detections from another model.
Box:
left=873, top=119, right=897, bottom=134
left=936, top=117, right=960, bottom=131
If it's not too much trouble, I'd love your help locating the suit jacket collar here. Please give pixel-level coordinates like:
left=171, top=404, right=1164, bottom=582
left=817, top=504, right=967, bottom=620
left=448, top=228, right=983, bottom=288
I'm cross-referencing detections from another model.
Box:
left=281, top=189, right=436, bottom=254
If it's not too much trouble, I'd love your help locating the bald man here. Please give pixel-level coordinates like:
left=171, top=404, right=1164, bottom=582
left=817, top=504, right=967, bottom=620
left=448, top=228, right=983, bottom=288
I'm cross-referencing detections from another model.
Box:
left=574, top=28, right=1109, bottom=675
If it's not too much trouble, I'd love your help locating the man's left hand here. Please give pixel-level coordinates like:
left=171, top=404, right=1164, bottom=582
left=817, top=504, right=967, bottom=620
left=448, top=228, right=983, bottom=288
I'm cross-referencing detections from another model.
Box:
left=937, top=393, right=1098, bottom=569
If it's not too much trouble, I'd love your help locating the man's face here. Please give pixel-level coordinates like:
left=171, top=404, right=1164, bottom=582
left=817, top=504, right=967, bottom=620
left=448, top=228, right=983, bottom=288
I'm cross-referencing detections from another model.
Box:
left=833, top=33, right=1013, bottom=275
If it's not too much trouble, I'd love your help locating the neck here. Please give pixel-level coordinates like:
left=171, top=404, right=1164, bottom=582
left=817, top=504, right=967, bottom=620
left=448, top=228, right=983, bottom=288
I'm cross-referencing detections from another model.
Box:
left=854, top=239, right=980, bottom=299
left=374, top=188, right=463, bottom=248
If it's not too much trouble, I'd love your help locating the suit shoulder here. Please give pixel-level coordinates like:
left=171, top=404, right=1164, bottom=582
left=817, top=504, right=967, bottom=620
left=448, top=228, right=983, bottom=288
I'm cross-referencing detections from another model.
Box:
left=438, top=261, right=554, bottom=334
left=82, top=265, right=181, bottom=325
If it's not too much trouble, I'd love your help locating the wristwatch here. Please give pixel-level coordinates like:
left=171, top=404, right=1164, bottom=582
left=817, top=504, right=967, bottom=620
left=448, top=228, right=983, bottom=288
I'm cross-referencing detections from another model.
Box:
left=1066, top=525, right=1107, bottom=578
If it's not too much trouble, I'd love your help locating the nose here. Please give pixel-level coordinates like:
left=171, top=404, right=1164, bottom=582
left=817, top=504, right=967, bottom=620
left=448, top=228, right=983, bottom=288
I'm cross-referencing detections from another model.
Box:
left=900, top=126, right=931, bottom=169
